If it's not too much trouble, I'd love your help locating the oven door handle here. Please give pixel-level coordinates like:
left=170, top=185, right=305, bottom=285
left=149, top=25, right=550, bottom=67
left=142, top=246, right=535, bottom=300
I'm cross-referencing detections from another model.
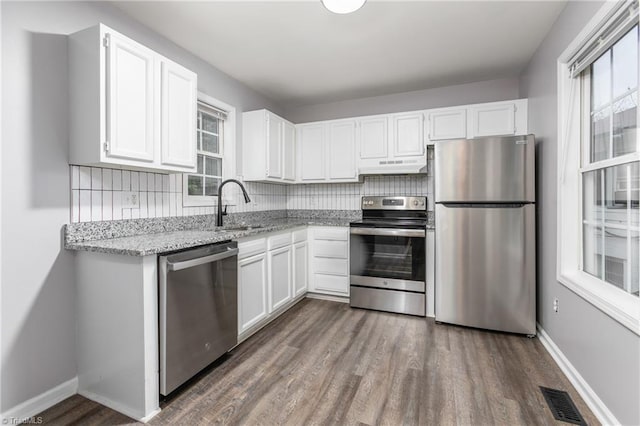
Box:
left=350, top=228, right=425, bottom=238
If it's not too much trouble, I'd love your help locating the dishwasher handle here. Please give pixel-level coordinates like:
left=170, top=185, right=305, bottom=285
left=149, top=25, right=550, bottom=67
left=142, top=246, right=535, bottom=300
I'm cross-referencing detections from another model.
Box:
left=167, top=247, right=239, bottom=271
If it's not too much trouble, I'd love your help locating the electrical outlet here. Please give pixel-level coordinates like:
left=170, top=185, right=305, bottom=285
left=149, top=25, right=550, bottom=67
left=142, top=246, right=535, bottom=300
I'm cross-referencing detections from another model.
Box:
left=122, top=191, right=139, bottom=208
left=553, top=298, right=559, bottom=313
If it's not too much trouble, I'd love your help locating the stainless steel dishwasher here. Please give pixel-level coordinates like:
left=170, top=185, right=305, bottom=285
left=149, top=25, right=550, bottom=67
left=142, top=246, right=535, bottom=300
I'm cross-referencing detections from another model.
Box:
left=158, top=241, right=238, bottom=396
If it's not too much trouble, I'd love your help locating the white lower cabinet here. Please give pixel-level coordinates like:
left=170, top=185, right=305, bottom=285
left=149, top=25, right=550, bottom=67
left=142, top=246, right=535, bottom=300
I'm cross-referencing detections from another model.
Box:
left=308, top=226, right=350, bottom=297
left=268, top=245, right=292, bottom=312
left=238, top=253, right=268, bottom=334
left=237, top=228, right=307, bottom=341
left=293, top=241, right=308, bottom=297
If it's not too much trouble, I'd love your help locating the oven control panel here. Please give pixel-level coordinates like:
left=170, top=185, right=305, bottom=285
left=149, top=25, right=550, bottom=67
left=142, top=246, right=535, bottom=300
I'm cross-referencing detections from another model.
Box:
left=361, top=196, right=427, bottom=210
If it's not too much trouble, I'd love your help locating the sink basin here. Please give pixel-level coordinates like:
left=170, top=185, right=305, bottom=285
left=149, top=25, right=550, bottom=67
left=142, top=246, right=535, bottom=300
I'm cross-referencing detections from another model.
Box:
left=223, top=225, right=265, bottom=231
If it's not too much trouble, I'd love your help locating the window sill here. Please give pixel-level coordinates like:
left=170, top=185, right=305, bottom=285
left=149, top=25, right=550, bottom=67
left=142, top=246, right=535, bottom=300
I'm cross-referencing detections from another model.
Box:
left=558, top=269, right=640, bottom=336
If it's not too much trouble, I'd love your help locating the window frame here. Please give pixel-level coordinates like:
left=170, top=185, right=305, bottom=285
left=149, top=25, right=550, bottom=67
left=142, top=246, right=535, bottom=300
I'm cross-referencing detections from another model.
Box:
left=557, top=2, right=640, bottom=335
left=580, top=53, right=640, bottom=290
left=182, top=93, right=237, bottom=207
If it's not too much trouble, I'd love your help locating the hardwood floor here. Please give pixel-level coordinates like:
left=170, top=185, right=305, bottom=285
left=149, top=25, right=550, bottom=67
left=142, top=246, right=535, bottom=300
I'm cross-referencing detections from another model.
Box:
left=37, top=298, right=598, bottom=425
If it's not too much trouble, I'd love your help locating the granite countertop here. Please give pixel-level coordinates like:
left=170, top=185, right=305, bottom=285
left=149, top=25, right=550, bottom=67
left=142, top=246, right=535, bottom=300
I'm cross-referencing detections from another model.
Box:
left=65, top=218, right=353, bottom=256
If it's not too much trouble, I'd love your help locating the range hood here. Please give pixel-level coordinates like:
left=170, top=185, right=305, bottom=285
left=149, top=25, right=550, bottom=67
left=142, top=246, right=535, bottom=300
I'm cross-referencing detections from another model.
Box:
left=358, top=158, right=428, bottom=176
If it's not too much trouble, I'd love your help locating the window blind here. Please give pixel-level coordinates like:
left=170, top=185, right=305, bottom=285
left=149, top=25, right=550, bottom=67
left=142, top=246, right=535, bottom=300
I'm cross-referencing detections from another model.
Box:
left=568, top=0, right=639, bottom=78
left=198, top=101, right=228, bottom=120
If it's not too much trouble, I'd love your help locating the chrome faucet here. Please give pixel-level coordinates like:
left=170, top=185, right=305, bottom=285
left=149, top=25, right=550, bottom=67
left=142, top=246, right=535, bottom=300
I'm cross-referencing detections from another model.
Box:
left=216, top=179, right=251, bottom=226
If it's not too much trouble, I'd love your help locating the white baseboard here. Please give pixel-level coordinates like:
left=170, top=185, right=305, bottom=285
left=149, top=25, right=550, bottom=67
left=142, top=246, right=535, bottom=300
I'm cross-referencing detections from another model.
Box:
left=536, top=324, right=619, bottom=426
left=0, top=377, right=77, bottom=423
left=78, top=389, right=159, bottom=423
left=305, top=292, right=349, bottom=303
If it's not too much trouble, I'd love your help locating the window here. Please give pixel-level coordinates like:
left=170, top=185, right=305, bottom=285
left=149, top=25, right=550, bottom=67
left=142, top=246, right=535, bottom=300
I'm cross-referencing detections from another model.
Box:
left=581, top=25, right=639, bottom=298
left=557, top=0, right=639, bottom=334
left=183, top=96, right=235, bottom=207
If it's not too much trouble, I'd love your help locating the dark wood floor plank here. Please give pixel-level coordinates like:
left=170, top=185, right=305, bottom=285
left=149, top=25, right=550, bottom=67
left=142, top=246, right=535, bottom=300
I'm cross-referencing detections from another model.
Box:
left=36, top=299, right=599, bottom=426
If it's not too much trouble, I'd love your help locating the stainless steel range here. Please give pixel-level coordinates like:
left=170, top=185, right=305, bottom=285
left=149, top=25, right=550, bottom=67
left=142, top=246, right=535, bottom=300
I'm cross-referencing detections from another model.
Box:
left=349, top=196, right=427, bottom=316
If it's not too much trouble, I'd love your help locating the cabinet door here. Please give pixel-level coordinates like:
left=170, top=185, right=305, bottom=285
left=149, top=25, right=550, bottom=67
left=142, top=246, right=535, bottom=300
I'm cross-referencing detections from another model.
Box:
left=238, top=253, right=268, bottom=334
left=328, top=121, right=357, bottom=180
left=469, top=102, right=516, bottom=137
left=299, top=124, right=325, bottom=181
left=283, top=121, right=296, bottom=181
left=105, top=31, right=155, bottom=162
left=392, top=113, right=424, bottom=157
left=359, top=117, right=388, bottom=159
left=268, top=246, right=292, bottom=312
left=160, top=58, right=197, bottom=169
left=267, top=113, right=283, bottom=179
left=428, top=108, right=466, bottom=141
left=293, top=242, right=308, bottom=297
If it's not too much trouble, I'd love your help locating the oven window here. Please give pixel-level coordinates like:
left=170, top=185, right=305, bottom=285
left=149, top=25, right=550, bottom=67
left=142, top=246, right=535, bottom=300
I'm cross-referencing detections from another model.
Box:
left=350, top=234, right=426, bottom=282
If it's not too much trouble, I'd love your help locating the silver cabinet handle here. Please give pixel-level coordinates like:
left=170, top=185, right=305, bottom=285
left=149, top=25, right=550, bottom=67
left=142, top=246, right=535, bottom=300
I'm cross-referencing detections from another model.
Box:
left=167, top=248, right=239, bottom=271
left=350, top=228, right=425, bottom=238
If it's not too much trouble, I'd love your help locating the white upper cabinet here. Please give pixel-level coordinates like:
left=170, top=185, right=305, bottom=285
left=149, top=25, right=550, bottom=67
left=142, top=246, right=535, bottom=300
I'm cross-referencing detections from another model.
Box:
left=242, top=109, right=294, bottom=183
left=468, top=99, right=528, bottom=138
left=297, top=120, right=359, bottom=183
left=242, top=99, right=527, bottom=184
left=356, top=112, right=427, bottom=175
left=105, top=31, right=155, bottom=163
left=69, top=24, right=197, bottom=173
left=358, top=117, right=388, bottom=159
left=328, top=121, right=357, bottom=180
left=298, top=123, right=326, bottom=181
left=160, top=58, right=197, bottom=168
left=427, top=107, right=467, bottom=142
left=267, top=112, right=283, bottom=179
left=283, top=122, right=296, bottom=181
left=392, top=112, right=424, bottom=157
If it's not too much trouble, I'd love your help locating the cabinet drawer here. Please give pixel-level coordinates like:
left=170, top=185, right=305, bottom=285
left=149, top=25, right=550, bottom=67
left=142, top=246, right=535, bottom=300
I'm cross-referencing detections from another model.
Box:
left=314, top=258, right=348, bottom=276
left=313, top=240, right=348, bottom=259
left=314, top=274, right=349, bottom=295
left=238, top=238, right=267, bottom=260
left=268, top=232, right=292, bottom=250
left=292, top=228, right=308, bottom=243
left=313, top=228, right=348, bottom=241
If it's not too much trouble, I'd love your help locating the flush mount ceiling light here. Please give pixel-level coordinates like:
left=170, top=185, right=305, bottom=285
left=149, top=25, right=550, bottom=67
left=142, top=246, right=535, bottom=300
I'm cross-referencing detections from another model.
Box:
left=322, top=0, right=366, bottom=14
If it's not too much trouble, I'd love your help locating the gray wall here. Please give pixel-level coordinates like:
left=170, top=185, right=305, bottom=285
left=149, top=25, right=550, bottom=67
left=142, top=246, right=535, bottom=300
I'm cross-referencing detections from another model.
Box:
left=284, top=77, right=520, bottom=123
left=0, top=1, right=282, bottom=413
left=519, top=2, right=640, bottom=425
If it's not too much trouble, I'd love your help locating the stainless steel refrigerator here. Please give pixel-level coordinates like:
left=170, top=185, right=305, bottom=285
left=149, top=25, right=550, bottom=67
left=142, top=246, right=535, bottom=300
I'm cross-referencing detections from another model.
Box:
left=434, top=135, right=536, bottom=335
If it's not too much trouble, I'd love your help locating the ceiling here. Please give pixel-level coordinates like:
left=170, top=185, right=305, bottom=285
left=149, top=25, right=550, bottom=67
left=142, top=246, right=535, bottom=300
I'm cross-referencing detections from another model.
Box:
left=112, top=0, right=567, bottom=107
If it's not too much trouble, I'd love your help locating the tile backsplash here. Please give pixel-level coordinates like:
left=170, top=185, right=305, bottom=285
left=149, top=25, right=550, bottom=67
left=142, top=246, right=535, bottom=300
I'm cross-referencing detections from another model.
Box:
left=69, top=163, right=433, bottom=223
left=286, top=175, right=432, bottom=211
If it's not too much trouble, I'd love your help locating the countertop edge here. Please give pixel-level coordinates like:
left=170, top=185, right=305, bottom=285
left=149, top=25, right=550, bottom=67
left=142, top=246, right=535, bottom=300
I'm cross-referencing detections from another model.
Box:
left=65, top=220, right=435, bottom=257
left=65, top=221, right=339, bottom=256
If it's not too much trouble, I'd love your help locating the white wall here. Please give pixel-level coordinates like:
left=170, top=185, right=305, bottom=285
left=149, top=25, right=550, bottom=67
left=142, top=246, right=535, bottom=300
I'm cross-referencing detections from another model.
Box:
left=519, top=2, right=640, bottom=425
left=0, top=0, right=283, bottom=414
left=284, top=77, right=520, bottom=123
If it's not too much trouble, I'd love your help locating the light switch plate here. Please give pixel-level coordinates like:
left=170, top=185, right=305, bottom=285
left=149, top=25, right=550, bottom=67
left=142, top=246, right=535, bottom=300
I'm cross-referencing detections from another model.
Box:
left=122, top=191, right=139, bottom=208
